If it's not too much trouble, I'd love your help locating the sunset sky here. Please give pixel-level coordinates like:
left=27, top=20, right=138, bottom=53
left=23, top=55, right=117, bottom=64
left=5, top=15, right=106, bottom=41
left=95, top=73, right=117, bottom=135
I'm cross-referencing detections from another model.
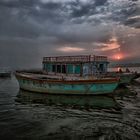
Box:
left=0, top=0, right=140, bottom=69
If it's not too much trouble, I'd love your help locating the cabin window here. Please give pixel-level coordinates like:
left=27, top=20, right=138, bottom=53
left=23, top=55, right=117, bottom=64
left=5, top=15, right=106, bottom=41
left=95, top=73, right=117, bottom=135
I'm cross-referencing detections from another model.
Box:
left=57, top=65, right=61, bottom=73
left=75, top=65, right=80, bottom=74
left=52, top=65, right=56, bottom=72
left=67, top=64, right=73, bottom=74
left=99, top=64, right=104, bottom=73
left=47, top=64, right=52, bottom=72
left=62, top=65, right=66, bottom=73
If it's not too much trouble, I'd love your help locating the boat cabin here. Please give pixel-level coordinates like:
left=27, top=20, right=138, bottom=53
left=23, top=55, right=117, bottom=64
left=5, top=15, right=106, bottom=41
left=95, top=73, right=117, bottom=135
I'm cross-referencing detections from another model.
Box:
left=42, top=55, right=109, bottom=76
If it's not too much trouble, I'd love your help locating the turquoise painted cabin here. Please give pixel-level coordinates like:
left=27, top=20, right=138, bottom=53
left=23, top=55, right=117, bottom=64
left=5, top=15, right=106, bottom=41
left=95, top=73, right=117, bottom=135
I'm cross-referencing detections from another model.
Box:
left=42, top=55, right=109, bottom=76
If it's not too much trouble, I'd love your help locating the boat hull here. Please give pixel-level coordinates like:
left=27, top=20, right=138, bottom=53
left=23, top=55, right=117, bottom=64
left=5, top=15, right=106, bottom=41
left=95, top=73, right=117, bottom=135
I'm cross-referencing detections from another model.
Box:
left=15, top=72, right=118, bottom=95
left=0, top=72, right=11, bottom=77
left=107, top=72, right=135, bottom=84
left=119, top=73, right=135, bottom=84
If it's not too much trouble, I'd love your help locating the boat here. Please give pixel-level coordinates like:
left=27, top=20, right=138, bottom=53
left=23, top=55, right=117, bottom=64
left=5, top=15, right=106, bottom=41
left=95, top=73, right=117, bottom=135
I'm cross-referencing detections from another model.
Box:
left=15, top=55, right=119, bottom=95
left=133, top=72, right=140, bottom=80
left=105, top=72, right=135, bottom=84
left=15, top=72, right=118, bottom=95
left=0, top=69, right=11, bottom=78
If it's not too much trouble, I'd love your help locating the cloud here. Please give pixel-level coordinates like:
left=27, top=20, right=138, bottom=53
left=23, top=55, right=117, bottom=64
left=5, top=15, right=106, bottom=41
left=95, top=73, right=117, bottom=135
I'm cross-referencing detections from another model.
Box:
left=57, top=46, right=86, bottom=52
left=0, top=0, right=140, bottom=68
left=0, top=0, right=139, bottom=40
left=125, top=15, right=140, bottom=28
left=128, top=15, right=140, bottom=20
left=93, top=36, right=121, bottom=52
left=40, top=0, right=91, bottom=4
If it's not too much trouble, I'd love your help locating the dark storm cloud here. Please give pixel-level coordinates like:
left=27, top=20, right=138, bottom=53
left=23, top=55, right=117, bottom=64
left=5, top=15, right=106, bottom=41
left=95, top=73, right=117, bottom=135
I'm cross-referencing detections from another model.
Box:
left=0, top=0, right=37, bottom=8
left=107, top=0, right=140, bottom=28
left=69, top=0, right=98, bottom=18
left=125, top=17, right=140, bottom=28
left=94, top=0, right=107, bottom=6
left=0, top=0, right=139, bottom=40
left=0, top=1, right=42, bottom=38
left=0, top=0, right=140, bottom=68
left=114, top=5, right=140, bottom=28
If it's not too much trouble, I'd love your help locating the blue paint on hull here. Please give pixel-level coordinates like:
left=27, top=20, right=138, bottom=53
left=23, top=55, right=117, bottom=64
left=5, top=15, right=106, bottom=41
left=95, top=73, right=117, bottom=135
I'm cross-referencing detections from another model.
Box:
left=16, top=75, right=118, bottom=95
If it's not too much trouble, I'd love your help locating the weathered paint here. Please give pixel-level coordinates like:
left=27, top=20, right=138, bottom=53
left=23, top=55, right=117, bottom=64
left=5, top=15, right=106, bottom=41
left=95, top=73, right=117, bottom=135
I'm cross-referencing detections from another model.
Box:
left=16, top=72, right=118, bottom=95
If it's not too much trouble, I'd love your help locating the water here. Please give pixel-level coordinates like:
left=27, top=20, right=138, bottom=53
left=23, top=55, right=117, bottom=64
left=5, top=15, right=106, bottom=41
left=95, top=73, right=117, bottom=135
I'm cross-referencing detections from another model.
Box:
left=0, top=68, right=140, bottom=140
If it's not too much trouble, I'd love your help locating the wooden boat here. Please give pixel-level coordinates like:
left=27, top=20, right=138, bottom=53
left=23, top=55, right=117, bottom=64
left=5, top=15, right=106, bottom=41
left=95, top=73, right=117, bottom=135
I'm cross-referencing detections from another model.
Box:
left=15, top=71, right=119, bottom=95
left=116, top=73, right=135, bottom=84
left=15, top=55, right=120, bottom=95
left=133, top=72, right=140, bottom=80
left=105, top=72, right=135, bottom=84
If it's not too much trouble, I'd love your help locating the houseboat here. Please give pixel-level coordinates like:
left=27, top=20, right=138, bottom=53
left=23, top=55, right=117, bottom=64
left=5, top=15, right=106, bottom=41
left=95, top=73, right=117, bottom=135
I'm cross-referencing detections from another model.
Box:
left=42, top=55, right=135, bottom=84
left=15, top=55, right=119, bottom=95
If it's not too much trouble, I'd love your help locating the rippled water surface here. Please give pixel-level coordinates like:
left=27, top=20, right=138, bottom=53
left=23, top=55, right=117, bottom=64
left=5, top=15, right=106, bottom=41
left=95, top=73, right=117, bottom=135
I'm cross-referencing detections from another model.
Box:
left=0, top=75, right=140, bottom=140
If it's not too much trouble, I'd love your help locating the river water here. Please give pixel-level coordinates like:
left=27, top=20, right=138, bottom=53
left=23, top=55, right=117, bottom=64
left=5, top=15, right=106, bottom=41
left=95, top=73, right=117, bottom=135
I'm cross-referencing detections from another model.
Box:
left=0, top=68, right=140, bottom=140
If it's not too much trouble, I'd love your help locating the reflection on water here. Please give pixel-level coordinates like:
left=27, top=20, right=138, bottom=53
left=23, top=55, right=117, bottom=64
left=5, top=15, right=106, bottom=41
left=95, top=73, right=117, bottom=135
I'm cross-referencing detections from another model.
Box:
left=0, top=75, right=140, bottom=140
left=16, top=90, right=120, bottom=109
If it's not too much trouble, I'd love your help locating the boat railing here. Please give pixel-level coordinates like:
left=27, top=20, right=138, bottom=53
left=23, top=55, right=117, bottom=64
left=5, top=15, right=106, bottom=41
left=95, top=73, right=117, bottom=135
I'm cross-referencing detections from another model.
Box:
left=43, top=55, right=108, bottom=63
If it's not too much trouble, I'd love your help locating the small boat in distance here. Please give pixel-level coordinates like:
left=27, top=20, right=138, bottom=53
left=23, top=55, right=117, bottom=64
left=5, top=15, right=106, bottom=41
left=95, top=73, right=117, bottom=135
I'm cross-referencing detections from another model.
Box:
left=0, top=68, right=11, bottom=78
left=15, top=55, right=119, bottom=95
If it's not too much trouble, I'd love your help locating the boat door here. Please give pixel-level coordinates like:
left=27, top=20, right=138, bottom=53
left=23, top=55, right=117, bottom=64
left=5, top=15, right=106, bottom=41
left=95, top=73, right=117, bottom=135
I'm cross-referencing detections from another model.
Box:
left=83, top=65, right=89, bottom=76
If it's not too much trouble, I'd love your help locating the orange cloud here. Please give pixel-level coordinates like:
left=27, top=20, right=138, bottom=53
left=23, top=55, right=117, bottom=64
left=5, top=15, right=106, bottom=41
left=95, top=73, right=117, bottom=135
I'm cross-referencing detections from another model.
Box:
left=57, top=46, right=85, bottom=52
left=93, top=36, right=120, bottom=52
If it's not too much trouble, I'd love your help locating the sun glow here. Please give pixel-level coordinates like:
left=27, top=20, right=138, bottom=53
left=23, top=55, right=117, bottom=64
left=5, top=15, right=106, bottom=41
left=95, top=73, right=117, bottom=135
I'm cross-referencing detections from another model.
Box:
left=113, top=54, right=123, bottom=60
left=116, top=55, right=121, bottom=60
